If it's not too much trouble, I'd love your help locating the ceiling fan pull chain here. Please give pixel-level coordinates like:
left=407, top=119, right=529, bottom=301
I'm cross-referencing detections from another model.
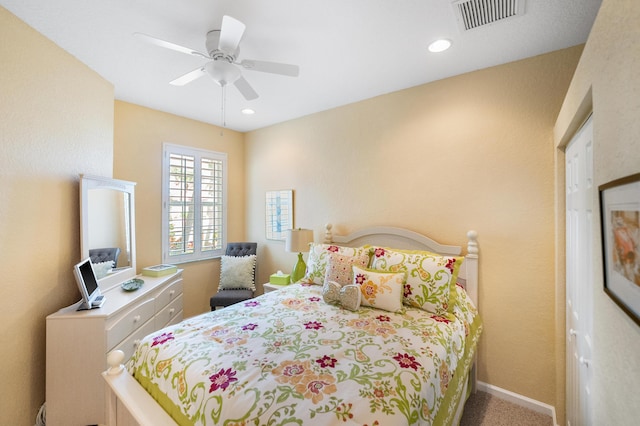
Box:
left=220, top=85, right=226, bottom=135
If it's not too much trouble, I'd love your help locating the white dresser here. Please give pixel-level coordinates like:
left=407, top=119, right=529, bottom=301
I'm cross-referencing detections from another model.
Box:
left=46, top=271, right=183, bottom=426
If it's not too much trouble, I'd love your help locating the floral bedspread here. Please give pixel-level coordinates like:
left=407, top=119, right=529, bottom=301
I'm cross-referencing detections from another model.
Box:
left=130, top=283, right=482, bottom=426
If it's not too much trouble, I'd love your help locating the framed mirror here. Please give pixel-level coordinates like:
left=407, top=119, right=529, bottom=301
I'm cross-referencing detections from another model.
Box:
left=80, top=174, right=136, bottom=291
left=265, top=190, right=293, bottom=240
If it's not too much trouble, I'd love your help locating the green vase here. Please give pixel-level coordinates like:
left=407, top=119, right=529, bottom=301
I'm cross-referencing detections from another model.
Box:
left=291, top=252, right=307, bottom=283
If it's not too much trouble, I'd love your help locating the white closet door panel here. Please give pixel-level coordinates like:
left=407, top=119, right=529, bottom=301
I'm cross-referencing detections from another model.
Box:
left=566, top=115, right=594, bottom=426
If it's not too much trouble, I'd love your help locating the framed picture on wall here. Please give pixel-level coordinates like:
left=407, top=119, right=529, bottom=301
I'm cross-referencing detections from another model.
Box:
left=599, top=172, right=640, bottom=326
left=265, top=190, right=293, bottom=240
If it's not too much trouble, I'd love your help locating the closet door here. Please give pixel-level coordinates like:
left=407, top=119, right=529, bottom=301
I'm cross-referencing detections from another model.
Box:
left=565, top=115, right=594, bottom=426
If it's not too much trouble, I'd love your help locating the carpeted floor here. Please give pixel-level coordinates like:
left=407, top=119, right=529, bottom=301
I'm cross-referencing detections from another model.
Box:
left=460, top=391, right=553, bottom=426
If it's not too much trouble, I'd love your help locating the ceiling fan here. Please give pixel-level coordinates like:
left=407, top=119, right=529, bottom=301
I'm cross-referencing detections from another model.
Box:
left=135, top=15, right=299, bottom=101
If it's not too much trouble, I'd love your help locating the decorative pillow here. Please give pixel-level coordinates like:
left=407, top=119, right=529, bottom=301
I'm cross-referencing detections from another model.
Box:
left=219, top=255, right=257, bottom=291
left=302, top=244, right=371, bottom=284
left=322, top=281, right=361, bottom=311
left=92, top=261, right=113, bottom=279
left=370, top=247, right=463, bottom=316
left=352, top=265, right=404, bottom=313
left=323, top=253, right=370, bottom=287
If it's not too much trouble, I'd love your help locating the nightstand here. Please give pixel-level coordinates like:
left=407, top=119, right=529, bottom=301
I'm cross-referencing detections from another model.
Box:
left=263, top=282, right=288, bottom=293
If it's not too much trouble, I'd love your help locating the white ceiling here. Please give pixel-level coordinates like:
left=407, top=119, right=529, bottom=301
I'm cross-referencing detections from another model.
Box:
left=2, top=0, right=601, bottom=132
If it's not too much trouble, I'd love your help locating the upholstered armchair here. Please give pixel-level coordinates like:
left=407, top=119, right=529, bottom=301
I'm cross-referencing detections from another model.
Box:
left=209, top=242, right=257, bottom=310
left=89, top=247, right=121, bottom=267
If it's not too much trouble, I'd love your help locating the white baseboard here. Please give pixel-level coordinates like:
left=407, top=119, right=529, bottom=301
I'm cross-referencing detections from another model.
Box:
left=477, top=381, right=559, bottom=426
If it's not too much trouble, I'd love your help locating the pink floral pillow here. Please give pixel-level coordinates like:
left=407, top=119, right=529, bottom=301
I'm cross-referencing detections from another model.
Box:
left=324, top=253, right=370, bottom=286
left=302, top=244, right=371, bottom=284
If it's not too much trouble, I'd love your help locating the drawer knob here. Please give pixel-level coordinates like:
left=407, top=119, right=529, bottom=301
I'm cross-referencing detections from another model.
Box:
left=134, top=339, right=141, bottom=348
left=133, top=315, right=141, bottom=323
left=169, top=308, right=175, bottom=315
left=169, top=290, right=175, bottom=297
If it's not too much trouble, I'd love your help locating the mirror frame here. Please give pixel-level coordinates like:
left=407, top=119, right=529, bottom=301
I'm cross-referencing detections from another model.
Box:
left=80, top=174, right=137, bottom=291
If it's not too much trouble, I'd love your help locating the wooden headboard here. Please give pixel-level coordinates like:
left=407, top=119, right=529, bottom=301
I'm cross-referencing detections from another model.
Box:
left=322, top=224, right=479, bottom=309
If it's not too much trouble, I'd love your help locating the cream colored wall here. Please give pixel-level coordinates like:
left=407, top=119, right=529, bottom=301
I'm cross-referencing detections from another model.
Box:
left=246, top=46, right=583, bottom=409
left=0, top=7, right=114, bottom=425
left=113, top=101, right=246, bottom=317
left=4, top=3, right=618, bottom=423
left=555, top=0, right=640, bottom=423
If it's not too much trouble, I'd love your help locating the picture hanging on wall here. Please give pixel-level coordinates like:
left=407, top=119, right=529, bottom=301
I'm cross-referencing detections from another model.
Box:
left=599, top=172, right=640, bottom=326
left=265, top=190, right=293, bottom=241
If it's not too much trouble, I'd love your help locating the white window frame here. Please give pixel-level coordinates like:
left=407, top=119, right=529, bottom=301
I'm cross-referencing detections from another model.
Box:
left=161, top=143, right=227, bottom=264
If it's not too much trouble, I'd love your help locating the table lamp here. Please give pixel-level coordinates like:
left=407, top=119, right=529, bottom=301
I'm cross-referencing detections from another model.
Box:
left=285, top=228, right=314, bottom=283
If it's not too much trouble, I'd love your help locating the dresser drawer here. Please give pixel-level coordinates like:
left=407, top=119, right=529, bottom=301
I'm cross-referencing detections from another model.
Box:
left=116, top=318, right=157, bottom=362
left=155, top=294, right=183, bottom=329
left=106, top=298, right=155, bottom=351
left=167, top=311, right=184, bottom=327
left=155, top=278, right=183, bottom=311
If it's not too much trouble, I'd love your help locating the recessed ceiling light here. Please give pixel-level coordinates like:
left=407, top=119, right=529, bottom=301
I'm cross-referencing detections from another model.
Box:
left=241, top=108, right=255, bottom=115
left=428, top=39, right=452, bottom=53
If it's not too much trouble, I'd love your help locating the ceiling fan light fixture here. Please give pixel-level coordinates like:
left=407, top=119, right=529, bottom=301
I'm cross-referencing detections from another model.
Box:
left=205, top=61, right=241, bottom=86
left=428, top=39, right=452, bottom=53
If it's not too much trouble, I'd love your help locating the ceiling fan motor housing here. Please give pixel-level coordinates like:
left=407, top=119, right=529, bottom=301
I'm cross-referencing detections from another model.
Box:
left=206, top=30, right=237, bottom=62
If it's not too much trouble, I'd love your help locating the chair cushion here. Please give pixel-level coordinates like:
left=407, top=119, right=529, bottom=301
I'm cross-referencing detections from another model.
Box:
left=210, top=289, right=253, bottom=309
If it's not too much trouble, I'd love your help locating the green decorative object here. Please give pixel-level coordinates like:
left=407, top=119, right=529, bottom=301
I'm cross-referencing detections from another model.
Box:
left=291, top=253, right=307, bottom=283
left=285, top=228, right=314, bottom=283
left=270, top=272, right=291, bottom=285
left=121, top=278, right=144, bottom=292
left=142, top=264, right=177, bottom=277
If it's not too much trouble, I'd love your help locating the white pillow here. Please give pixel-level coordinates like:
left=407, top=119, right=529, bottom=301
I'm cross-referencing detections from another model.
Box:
left=352, top=265, right=404, bottom=313
left=219, top=255, right=256, bottom=291
left=92, top=261, right=113, bottom=279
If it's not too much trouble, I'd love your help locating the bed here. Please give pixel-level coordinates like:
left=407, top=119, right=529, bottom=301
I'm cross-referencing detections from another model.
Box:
left=103, top=224, right=481, bottom=425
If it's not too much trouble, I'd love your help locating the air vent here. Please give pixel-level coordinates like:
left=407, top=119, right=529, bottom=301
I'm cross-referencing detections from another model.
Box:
left=453, top=0, right=525, bottom=31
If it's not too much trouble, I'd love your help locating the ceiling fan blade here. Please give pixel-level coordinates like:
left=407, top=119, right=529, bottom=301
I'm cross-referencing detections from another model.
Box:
left=170, top=67, right=207, bottom=86
left=233, top=76, right=259, bottom=100
left=238, top=59, right=299, bottom=77
left=218, top=15, right=245, bottom=54
left=134, top=32, right=209, bottom=58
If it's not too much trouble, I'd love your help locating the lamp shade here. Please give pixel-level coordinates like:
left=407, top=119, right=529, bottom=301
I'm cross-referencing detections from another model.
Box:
left=285, top=229, right=313, bottom=253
